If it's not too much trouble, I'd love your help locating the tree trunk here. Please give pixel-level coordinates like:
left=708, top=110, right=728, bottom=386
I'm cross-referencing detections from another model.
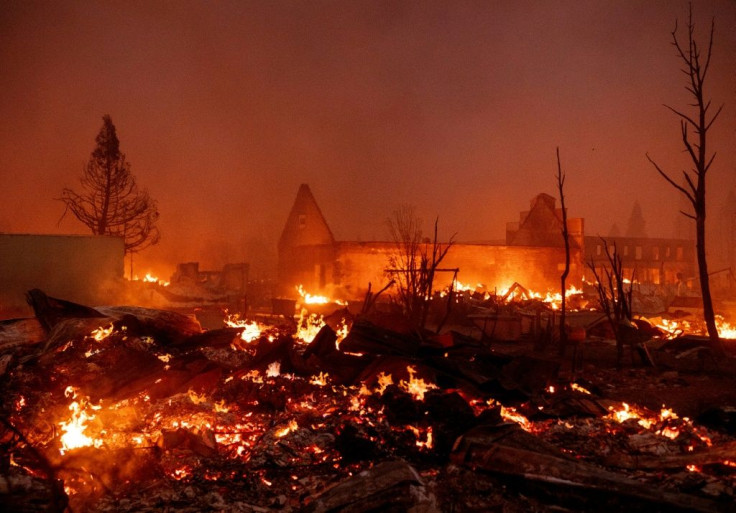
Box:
left=697, top=203, right=722, bottom=352
left=556, top=147, right=570, bottom=357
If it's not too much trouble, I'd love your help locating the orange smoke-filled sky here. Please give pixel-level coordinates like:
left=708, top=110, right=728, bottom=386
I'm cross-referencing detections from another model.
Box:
left=1, top=0, right=734, bottom=278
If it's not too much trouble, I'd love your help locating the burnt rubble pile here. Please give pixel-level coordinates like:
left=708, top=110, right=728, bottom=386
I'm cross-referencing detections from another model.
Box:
left=1, top=290, right=735, bottom=512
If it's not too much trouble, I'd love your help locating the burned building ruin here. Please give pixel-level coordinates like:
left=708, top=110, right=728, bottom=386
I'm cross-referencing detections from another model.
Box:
left=277, top=184, right=696, bottom=300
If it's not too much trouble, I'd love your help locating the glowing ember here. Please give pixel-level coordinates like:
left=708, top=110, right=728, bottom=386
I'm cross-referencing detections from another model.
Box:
left=90, top=323, right=115, bottom=342
left=571, top=383, right=592, bottom=395
left=498, top=404, right=533, bottom=431
left=608, top=402, right=653, bottom=428
left=59, top=386, right=102, bottom=454
left=421, top=426, right=434, bottom=450
left=658, top=426, right=681, bottom=440
left=171, top=467, right=192, bottom=480
left=399, top=366, right=438, bottom=401
left=266, top=361, right=281, bottom=377
left=659, top=407, right=678, bottom=420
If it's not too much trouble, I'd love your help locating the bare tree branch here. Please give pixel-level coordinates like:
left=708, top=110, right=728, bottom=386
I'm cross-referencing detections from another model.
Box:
left=645, top=153, right=695, bottom=204
left=646, top=3, right=723, bottom=351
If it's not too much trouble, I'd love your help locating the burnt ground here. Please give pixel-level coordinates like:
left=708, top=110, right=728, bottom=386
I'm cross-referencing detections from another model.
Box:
left=486, top=335, right=736, bottom=420
left=3, top=300, right=736, bottom=513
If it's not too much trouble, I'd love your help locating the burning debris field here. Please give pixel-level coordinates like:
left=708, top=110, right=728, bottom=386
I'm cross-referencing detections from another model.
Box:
left=2, top=288, right=736, bottom=513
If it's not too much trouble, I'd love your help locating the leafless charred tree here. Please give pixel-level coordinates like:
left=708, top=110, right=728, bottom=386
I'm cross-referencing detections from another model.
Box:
left=59, top=115, right=160, bottom=276
left=646, top=5, right=723, bottom=353
left=587, top=240, right=635, bottom=367
left=385, top=206, right=455, bottom=331
left=556, top=147, right=570, bottom=356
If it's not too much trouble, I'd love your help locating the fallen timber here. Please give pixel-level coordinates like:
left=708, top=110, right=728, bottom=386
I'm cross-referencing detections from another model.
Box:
left=0, top=290, right=734, bottom=512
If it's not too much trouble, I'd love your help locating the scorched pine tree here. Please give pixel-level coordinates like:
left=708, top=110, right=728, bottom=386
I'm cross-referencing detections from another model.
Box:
left=60, top=115, right=160, bottom=270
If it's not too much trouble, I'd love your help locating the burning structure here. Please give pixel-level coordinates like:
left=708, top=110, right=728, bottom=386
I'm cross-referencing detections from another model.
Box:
left=277, top=185, right=697, bottom=303
left=278, top=185, right=587, bottom=300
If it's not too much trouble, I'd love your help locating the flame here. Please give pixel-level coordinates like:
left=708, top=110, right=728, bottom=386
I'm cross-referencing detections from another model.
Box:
left=295, top=309, right=326, bottom=343
left=399, top=366, right=437, bottom=401
left=335, top=318, right=350, bottom=348
left=214, top=399, right=230, bottom=413
left=295, top=285, right=347, bottom=306
left=492, top=283, right=583, bottom=310
left=654, top=318, right=686, bottom=339
left=442, top=280, right=490, bottom=299
left=653, top=315, right=736, bottom=340
left=59, top=387, right=102, bottom=454
left=274, top=419, right=299, bottom=438
left=407, top=425, right=434, bottom=450
left=716, top=316, right=736, bottom=339
left=421, top=426, right=433, bottom=449
left=604, top=403, right=712, bottom=445
left=376, top=372, right=394, bottom=394
left=310, top=372, right=329, bottom=386
left=224, top=312, right=264, bottom=344
left=134, top=272, right=170, bottom=287
left=187, top=389, right=209, bottom=405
